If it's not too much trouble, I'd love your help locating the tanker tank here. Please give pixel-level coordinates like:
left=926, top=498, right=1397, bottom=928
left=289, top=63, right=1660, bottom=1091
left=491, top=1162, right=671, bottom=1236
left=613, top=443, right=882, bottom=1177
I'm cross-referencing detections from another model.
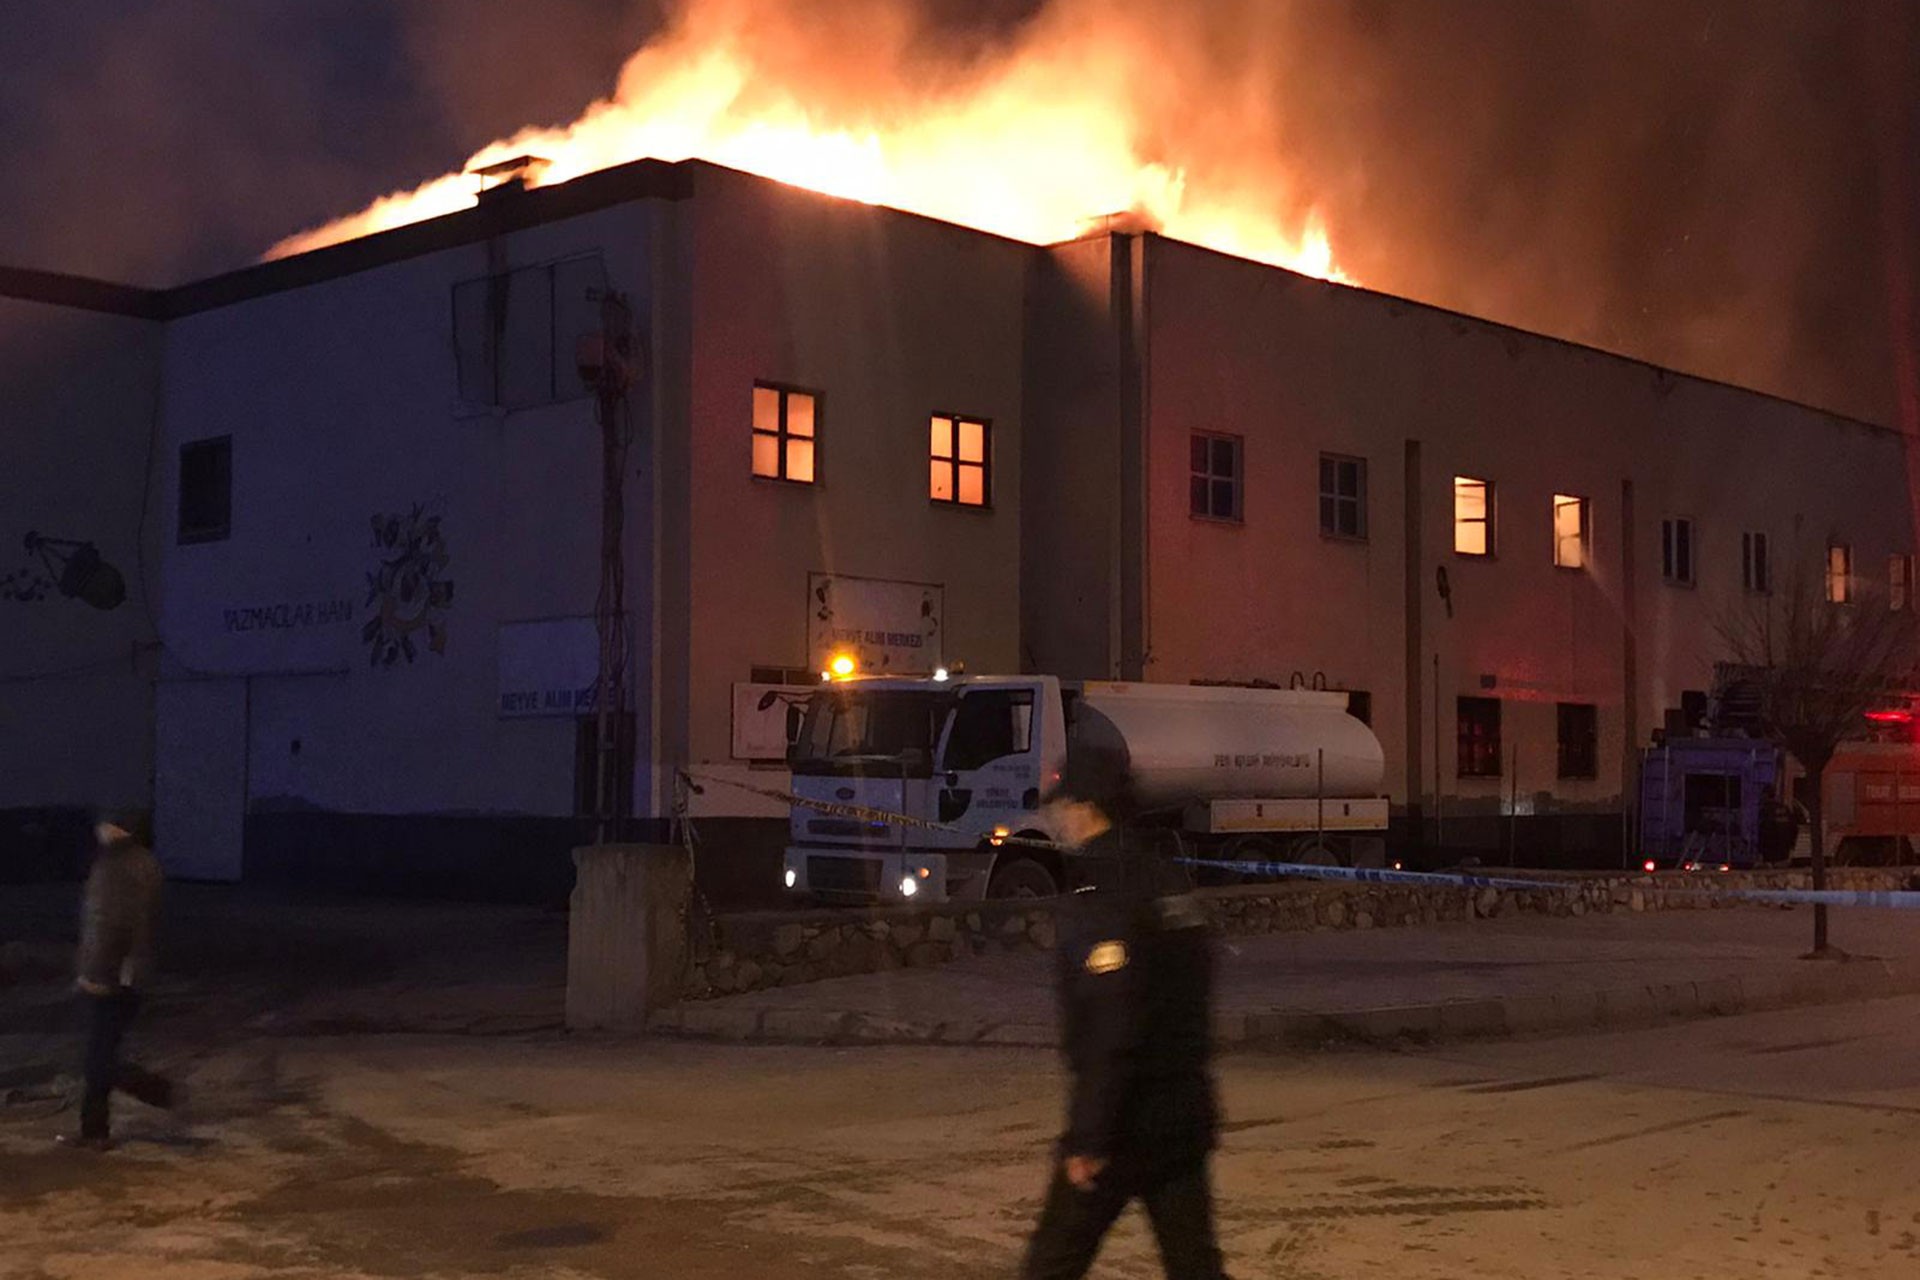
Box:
left=1069, top=682, right=1384, bottom=808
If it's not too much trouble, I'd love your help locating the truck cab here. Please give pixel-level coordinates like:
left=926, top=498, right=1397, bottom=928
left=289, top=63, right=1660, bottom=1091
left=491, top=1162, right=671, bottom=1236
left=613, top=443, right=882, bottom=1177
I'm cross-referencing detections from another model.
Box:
left=782, top=674, right=1067, bottom=903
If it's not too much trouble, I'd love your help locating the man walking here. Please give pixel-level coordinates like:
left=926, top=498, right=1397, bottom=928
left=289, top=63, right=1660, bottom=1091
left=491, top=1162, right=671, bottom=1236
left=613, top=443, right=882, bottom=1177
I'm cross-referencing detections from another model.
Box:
left=67, top=815, right=176, bottom=1150
left=1021, top=746, right=1228, bottom=1279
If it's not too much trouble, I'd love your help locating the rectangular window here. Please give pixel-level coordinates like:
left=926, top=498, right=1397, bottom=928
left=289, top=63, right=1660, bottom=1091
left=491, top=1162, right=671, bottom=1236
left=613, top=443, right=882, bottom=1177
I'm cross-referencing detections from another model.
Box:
left=1318, top=454, right=1367, bottom=539
left=1453, top=476, right=1493, bottom=556
left=178, top=436, right=232, bottom=544
left=1457, top=696, right=1502, bottom=778
left=1662, top=517, right=1695, bottom=585
left=1828, top=542, right=1853, bottom=603
left=930, top=414, right=990, bottom=507
left=942, top=689, right=1036, bottom=772
left=1552, top=494, right=1589, bottom=569
left=452, top=253, right=606, bottom=408
left=1557, top=702, right=1599, bottom=780
left=1189, top=433, right=1243, bottom=521
left=1742, top=531, right=1771, bottom=594
left=751, top=383, right=819, bottom=484
left=1891, top=554, right=1913, bottom=611
left=750, top=665, right=816, bottom=686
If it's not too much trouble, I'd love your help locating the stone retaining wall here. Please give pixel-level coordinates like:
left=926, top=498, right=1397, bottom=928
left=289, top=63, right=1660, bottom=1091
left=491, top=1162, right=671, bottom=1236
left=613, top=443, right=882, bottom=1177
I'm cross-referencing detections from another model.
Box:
left=681, top=867, right=1918, bottom=1000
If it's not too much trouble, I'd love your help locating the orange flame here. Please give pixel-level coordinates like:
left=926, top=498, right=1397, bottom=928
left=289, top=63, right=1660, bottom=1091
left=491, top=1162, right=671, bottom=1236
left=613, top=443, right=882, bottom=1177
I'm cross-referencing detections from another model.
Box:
left=268, top=1, right=1349, bottom=283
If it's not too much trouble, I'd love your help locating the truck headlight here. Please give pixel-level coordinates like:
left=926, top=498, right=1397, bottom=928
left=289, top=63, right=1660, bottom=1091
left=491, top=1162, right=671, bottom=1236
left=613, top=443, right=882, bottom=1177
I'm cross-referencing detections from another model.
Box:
left=784, top=868, right=798, bottom=889
left=899, top=875, right=919, bottom=898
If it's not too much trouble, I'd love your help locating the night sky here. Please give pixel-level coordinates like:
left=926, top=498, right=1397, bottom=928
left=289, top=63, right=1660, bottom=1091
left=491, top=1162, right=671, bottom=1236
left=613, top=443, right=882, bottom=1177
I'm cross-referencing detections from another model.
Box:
left=2, top=0, right=1913, bottom=428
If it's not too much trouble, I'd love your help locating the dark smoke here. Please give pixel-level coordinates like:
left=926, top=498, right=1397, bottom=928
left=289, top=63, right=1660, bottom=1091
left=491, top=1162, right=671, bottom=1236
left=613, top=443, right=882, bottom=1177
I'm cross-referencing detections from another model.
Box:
left=0, top=0, right=1912, bottom=428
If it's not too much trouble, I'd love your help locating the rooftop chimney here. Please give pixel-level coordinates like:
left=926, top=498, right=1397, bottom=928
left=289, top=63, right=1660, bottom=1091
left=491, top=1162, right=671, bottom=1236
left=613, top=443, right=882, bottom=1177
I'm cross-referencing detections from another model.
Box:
left=471, top=155, right=552, bottom=203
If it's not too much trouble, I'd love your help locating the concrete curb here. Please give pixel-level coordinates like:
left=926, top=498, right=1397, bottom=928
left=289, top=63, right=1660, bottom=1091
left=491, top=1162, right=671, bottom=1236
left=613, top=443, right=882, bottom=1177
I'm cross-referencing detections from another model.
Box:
left=646, top=957, right=1920, bottom=1050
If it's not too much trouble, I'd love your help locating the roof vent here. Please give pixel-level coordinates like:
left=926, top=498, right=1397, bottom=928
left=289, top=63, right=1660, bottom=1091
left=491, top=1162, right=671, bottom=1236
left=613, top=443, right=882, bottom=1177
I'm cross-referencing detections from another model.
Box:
left=471, top=155, right=551, bottom=202
left=1077, top=209, right=1158, bottom=238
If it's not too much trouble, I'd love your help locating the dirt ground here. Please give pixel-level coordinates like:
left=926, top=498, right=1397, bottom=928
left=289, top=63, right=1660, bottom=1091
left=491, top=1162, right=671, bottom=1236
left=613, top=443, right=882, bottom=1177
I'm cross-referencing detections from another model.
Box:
left=6, top=993, right=1920, bottom=1279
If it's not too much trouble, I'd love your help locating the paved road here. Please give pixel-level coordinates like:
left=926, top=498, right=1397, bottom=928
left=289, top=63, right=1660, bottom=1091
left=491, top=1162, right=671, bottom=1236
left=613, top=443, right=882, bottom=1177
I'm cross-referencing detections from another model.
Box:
left=5, top=996, right=1920, bottom=1277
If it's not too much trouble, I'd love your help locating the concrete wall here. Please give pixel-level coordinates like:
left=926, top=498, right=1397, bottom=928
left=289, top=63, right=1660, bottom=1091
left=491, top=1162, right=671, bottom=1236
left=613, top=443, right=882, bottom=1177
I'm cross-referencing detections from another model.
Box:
left=677, top=165, right=1030, bottom=813
left=154, top=200, right=662, bottom=894
left=0, top=296, right=162, bottom=878
left=1134, top=235, right=1916, bottom=861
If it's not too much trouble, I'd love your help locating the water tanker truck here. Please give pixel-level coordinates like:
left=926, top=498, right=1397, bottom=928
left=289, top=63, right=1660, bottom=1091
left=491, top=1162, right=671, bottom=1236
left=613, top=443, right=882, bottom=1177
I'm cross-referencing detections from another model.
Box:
left=781, top=673, right=1388, bottom=903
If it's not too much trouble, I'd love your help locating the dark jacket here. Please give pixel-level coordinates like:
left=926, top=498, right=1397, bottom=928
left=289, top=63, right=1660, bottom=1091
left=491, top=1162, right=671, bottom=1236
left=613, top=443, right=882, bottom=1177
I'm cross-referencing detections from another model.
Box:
left=77, top=837, right=165, bottom=991
left=1055, top=829, right=1218, bottom=1165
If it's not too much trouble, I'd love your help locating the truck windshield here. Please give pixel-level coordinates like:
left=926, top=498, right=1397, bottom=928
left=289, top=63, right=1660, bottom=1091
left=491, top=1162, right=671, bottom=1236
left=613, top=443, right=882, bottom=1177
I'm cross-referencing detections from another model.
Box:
left=793, top=689, right=951, bottom=776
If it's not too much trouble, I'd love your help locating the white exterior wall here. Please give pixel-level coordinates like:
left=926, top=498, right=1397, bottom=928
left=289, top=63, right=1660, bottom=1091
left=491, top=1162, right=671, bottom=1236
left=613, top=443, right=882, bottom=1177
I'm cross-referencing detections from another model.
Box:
left=155, top=202, right=658, bottom=846
left=0, top=297, right=161, bottom=823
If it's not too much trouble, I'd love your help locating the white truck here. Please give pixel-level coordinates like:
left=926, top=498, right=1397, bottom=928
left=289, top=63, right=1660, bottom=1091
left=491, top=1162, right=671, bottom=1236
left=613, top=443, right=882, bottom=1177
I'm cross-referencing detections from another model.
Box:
left=781, top=673, right=1389, bottom=904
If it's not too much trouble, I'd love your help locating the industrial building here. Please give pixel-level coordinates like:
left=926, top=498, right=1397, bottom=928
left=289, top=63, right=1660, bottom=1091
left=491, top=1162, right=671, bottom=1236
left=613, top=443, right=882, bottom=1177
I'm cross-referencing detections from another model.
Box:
left=2, top=156, right=1911, bottom=897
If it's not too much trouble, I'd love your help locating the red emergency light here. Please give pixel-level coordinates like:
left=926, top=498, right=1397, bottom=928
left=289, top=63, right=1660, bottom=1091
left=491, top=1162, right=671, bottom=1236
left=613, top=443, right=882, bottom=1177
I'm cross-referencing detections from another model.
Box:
left=1865, top=709, right=1913, bottom=725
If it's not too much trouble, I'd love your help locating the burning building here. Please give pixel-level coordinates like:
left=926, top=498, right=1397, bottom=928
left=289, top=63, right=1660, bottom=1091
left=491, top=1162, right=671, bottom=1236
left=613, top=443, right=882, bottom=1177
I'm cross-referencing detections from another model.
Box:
left=1, top=152, right=1911, bottom=896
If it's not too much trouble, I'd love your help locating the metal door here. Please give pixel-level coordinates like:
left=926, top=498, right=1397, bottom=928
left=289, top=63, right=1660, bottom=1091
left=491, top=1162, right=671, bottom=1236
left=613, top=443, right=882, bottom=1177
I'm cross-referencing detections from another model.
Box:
left=153, top=677, right=248, bottom=881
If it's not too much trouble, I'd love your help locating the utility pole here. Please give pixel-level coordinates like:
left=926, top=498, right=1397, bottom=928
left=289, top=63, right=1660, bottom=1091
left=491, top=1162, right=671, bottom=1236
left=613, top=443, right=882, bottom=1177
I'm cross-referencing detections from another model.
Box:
left=579, top=291, right=637, bottom=844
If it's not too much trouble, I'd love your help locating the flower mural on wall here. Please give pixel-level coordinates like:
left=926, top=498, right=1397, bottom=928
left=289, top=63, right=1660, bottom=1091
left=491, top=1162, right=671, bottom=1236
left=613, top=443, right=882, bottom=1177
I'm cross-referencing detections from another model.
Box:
left=361, top=505, right=454, bottom=667
left=2, top=532, right=125, bottom=609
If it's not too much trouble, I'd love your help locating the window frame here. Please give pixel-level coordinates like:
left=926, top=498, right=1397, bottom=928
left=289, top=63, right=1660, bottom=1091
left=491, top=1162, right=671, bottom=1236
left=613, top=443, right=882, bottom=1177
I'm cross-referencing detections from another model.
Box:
left=451, top=252, right=606, bottom=410
left=751, top=382, right=822, bottom=486
left=1827, top=542, right=1853, bottom=604
left=1661, top=516, right=1697, bottom=587
left=1556, top=702, right=1599, bottom=780
left=1890, top=553, right=1913, bottom=612
left=1552, top=493, right=1590, bottom=570
left=1741, top=531, right=1771, bottom=595
left=1453, top=475, right=1495, bottom=558
left=1188, top=431, right=1244, bottom=523
left=1318, top=453, right=1369, bottom=541
left=1456, top=695, right=1503, bottom=779
left=939, top=688, right=1037, bottom=773
left=929, top=412, right=992, bottom=510
left=177, top=435, right=233, bottom=546
left=750, top=665, right=817, bottom=686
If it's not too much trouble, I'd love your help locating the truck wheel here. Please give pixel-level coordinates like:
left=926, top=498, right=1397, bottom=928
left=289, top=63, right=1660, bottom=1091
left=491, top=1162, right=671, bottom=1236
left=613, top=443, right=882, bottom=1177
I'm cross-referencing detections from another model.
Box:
left=987, top=858, right=1059, bottom=900
left=1215, top=835, right=1280, bottom=885
left=1286, top=835, right=1344, bottom=869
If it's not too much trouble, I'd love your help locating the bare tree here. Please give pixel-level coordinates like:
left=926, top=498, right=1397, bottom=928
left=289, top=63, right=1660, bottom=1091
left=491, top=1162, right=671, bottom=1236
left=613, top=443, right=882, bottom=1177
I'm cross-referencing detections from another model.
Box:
left=1716, top=566, right=1915, bottom=955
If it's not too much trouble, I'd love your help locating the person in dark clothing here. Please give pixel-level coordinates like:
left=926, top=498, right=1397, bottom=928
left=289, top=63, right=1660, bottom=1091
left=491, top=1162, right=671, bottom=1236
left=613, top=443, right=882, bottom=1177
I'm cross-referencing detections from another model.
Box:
left=66, top=816, right=176, bottom=1150
left=1021, top=746, right=1228, bottom=1280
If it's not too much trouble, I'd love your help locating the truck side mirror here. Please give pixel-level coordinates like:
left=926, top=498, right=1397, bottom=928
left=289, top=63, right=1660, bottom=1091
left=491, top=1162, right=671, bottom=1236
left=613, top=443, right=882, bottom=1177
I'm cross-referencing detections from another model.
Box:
left=785, top=705, right=803, bottom=743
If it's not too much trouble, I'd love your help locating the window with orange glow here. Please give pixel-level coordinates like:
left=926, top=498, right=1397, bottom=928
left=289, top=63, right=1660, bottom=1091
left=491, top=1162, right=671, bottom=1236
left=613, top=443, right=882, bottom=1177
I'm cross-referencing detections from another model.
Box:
left=1552, top=494, right=1588, bottom=569
left=751, top=383, right=818, bottom=484
left=930, top=414, right=990, bottom=507
left=1453, top=477, right=1493, bottom=556
left=1828, top=542, right=1853, bottom=603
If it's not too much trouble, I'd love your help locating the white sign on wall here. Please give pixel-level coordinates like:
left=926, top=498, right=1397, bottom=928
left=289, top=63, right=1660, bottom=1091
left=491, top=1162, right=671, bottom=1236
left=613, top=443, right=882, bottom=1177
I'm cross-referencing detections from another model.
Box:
left=497, top=617, right=603, bottom=717
left=807, top=573, right=943, bottom=675
left=731, top=683, right=816, bottom=761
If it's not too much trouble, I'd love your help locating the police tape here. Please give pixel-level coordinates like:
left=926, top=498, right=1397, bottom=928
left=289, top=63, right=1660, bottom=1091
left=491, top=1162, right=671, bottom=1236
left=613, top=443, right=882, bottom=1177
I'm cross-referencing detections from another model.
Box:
left=1176, top=856, right=1920, bottom=909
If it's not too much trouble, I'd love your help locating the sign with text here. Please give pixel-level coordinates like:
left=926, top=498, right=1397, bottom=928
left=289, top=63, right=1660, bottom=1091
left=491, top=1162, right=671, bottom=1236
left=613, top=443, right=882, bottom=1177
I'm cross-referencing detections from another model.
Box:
left=222, top=598, right=356, bottom=634
left=497, top=617, right=604, bottom=717
left=806, top=573, right=943, bottom=676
